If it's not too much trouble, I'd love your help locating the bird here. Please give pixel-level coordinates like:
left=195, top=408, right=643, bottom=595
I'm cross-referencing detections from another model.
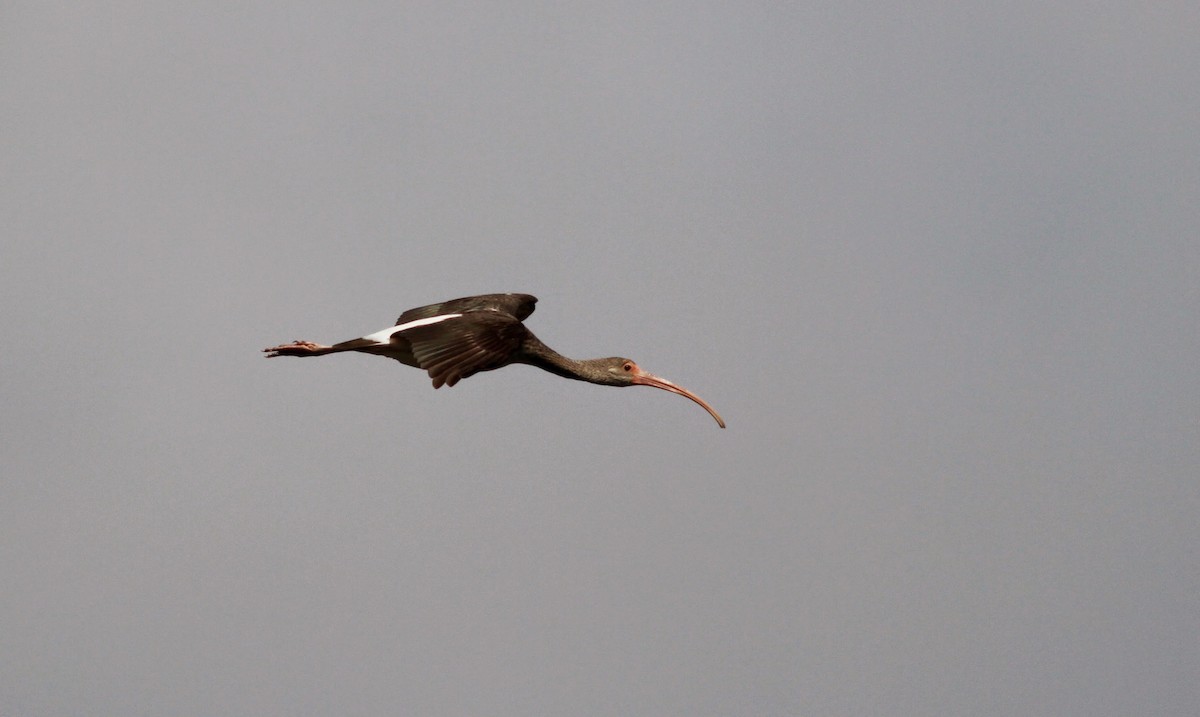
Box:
left=263, top=293, right=726, bottom=428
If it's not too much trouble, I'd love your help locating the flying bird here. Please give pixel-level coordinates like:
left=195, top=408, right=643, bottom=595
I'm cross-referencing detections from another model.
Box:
left=263, top=293, right=725, bottom=428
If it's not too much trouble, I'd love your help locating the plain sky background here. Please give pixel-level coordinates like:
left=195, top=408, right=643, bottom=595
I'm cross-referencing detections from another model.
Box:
left=3, top=3, right=1198, bottom=715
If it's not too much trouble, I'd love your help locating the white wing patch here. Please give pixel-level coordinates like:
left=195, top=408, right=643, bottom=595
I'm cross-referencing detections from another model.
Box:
left=362, top=313, right=463, bottom=344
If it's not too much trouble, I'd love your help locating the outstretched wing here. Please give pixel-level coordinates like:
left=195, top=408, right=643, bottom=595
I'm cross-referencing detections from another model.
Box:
left=401, top=312, right=530, bottom=388
left=395, top=293, right=537, bottom=326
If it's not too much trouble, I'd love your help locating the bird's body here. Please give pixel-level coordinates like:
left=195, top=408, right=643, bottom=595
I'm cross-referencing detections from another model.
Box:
left=263, top=293, right=725, bottom=427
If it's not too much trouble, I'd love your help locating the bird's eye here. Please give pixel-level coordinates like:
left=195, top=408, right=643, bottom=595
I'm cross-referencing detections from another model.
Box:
left=623, top=362, right=633, bottom=372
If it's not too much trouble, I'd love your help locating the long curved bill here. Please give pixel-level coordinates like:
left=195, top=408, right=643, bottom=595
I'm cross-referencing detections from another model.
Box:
left=630, top=369, right=726, bottom=428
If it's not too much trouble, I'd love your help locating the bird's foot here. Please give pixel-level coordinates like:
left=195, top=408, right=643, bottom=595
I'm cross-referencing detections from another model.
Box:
left=262, top=340, right=327, bottom=357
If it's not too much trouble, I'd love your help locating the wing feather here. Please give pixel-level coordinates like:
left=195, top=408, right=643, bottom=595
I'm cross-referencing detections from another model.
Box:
left=395, top=293, right=537, bottom=326
left=398, top=312, right=529, bottom=388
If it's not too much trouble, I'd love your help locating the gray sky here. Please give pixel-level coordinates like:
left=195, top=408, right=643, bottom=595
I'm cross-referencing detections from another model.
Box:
left=3, top=3, right=1197, bottom=715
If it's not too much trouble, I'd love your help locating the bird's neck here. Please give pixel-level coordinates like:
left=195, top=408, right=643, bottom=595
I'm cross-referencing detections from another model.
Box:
left=519, top=334, right=606, bottom=384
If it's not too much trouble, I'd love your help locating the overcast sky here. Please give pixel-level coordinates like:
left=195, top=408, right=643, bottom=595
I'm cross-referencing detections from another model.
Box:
left=3, top=3, right=1198, bottom=715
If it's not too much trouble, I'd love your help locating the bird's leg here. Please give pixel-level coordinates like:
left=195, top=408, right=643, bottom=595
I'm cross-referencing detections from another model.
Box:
left=262, top=340, right=333, bottom=358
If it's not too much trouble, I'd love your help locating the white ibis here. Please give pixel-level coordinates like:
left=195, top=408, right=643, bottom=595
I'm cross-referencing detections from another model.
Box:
left=263, top=293, right=726, bottom=428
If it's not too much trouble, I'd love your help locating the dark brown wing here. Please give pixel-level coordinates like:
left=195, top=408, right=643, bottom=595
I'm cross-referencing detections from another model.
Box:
left=401, top=312, right=530, bottom=388
left=395, top=293, right=537, bottom=326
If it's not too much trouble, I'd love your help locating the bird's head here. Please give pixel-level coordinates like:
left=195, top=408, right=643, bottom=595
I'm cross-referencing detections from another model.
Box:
left=592, top=357, right=726, bottom=428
